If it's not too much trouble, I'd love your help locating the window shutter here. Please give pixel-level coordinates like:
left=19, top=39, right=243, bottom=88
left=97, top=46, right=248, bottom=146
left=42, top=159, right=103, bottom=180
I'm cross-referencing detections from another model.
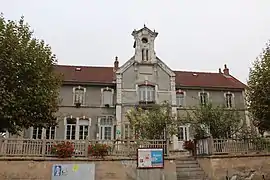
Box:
left=103, top=90, right=112, bottom=105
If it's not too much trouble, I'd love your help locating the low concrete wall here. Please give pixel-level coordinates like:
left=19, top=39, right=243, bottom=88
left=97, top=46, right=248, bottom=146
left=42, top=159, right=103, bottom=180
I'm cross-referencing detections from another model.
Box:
left=197, top=154, right=270, bottom=180
left=0, top=157, right=177, bottom=180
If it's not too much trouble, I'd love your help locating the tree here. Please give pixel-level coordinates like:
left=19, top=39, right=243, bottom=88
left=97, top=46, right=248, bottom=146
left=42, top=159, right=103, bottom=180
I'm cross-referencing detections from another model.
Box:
left=247, top=41, right=270, bottom=136
left=180, top=103, right=243, bottom=139
left=125, top=101, right=178, bottom=139
left=0, top=14, right=62, bottom=134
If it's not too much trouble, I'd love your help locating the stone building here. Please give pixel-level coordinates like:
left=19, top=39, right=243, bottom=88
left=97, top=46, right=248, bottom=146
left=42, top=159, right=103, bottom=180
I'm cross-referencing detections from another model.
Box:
left=23, top=26, right=246, bottom=150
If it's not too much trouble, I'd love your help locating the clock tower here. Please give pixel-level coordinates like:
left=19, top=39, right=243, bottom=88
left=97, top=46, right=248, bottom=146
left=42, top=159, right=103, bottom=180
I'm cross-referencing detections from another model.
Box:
left=132, top=25, right=158, bottom=63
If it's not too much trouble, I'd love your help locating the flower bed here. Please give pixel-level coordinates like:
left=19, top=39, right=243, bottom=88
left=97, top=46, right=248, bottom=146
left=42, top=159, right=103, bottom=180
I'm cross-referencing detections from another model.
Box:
left=88, top=143, right=111, bottom=158
left=50, top=141, right=75, bottom=158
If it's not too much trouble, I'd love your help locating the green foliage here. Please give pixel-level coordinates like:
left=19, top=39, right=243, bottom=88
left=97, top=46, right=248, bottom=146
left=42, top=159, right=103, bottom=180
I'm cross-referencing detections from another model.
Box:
left=247, top=41, right=270, bottom=135
left=180, top=103, right=243, bottom=139
left=0, top=14, right=62, bottom=134
left=126, top=101, right=178, bottom=139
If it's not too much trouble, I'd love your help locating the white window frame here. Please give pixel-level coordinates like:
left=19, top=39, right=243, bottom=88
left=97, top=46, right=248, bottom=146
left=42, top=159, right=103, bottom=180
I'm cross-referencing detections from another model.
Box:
left=78, top=118, right=91, bottom=140
left=97, top=116, right=114, bottom=140
left=198, top=91, right=209, bottom=105
left=30, top=126, right=56, bottom=139
left=101, top=87, right=114, bottom=106
left=31, top=127, right=43, bottom=139
left=73, top=86, right=86, bottom=105
left=64, top=116, right=92, bottom=140
left=137, top=84, right=156, bottom=102
left=176, top=90, right=186, bottom=107
left=224, top=92, right=235, bottom=108
left=123, top=123, right=135, bottom=139
left=45, top=126, right=57, bottom=140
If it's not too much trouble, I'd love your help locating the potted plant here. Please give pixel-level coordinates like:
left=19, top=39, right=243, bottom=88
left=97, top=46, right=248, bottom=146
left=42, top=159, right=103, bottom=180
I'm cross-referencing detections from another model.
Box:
left=183, top=140, right=195, bottom=155
left=51, top=141, right=75, bottom=158
left=88, top=143, right=111, bottom=158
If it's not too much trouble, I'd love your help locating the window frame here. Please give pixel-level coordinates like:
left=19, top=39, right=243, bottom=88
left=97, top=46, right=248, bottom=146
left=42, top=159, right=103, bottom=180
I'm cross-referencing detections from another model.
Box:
left=97, top=116, right=115, bottom=140
left=31, top=126, right=56, bottom=140
left=64, top=116, right=92, bottom=140
left=224, top=92, right=235, bottom=108
left=73, top=86, right=86, bottom=106
left=137, top=84, right=156, bottom=103
left=101, top=87, right=114, bottom=106
left=176, top=90, right=186, bottom=107
left=198, top=91, right=209, bottom=105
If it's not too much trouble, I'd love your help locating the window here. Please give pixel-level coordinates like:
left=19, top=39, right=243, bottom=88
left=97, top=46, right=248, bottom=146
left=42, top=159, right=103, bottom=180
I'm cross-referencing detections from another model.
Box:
left=123, top=124, right=134, bottom=139
left=98, top=116, right=114, bottom=140
left=199, top=92, right=209, bottom=105
left=138, top=85, right=155, bottom=103
left=45, top=127, right=56, bottom=139
left=73, top=86, right=86, bottom=105
left=32, top=127, right=42, bottom=139
left=66, top=117, right=76, bottom=140
left=176, top=91, right=185, bottom=107
left=101, top=87, right=114, bottom=106
left=225, top=92, right=234, bottom=108
left=79, top=118, right=90, bottom=140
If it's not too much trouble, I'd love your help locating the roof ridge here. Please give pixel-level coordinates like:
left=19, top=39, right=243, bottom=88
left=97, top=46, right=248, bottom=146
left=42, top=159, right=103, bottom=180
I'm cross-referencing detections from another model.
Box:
left=55, top=64, right=113, bottom=68
left=174, top=70, right=220, bottom=74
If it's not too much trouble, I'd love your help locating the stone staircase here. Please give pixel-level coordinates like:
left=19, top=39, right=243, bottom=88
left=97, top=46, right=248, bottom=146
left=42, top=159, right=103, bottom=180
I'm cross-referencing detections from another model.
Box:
left=176, top=156, right=209, bottom=180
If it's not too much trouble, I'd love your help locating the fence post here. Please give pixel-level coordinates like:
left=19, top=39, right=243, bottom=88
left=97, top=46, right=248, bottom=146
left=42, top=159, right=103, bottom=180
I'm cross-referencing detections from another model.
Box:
left=41, top=139, right=46, bottom=156
left=207, top=136, right=214, bottom=155
left=166, top=138, right=170, bottom=156
left=127, top=139, right=130, bottom=156
left=85, top=139, right=89, bottom=157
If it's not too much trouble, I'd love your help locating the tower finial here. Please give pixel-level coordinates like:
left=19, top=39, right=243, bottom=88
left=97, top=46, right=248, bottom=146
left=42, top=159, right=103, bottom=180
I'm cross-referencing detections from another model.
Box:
left=144, top=24, right=146, bottom=27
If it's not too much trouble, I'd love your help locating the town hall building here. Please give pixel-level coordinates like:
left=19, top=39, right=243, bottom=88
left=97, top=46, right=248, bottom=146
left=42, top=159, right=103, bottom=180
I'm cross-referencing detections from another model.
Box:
left=22, top=26, right=247, bottom=150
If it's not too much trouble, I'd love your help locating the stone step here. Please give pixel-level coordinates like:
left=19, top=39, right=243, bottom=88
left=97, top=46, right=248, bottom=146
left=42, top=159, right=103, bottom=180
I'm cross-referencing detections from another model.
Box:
left=177, top=167, right=202, bottom=172
left=177, top=171, right=205, bottom=176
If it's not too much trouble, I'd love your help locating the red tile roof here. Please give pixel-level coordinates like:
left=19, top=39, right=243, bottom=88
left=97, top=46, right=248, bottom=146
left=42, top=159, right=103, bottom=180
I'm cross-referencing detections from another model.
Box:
left=55, top=65, right=246, bottom=89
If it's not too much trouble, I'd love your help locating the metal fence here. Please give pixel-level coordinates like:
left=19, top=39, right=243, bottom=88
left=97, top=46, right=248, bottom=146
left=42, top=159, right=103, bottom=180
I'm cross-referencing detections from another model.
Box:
left=0, top=138, right=169, bottom=157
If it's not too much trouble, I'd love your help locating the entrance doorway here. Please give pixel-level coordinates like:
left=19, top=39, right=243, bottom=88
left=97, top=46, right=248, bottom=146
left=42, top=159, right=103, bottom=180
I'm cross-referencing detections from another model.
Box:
left=177, top=125, right=190, bottom=150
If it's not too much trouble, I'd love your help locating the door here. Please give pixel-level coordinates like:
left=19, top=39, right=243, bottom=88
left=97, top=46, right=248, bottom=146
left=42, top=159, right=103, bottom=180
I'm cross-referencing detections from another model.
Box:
left=177, top=125, right=190, bottom=150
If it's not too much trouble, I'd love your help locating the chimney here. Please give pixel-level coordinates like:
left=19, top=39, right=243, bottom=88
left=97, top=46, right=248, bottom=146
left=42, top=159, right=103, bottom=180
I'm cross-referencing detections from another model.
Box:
left=223, top=64, right=230, bottom=76
left=113, top=56, right=119, bottom=72
left=218, top=68, right=222, bottom=74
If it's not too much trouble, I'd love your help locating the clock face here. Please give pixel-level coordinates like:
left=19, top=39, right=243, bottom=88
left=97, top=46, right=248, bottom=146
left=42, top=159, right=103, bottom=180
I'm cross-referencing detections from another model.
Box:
left=142, top=38, right=148, bottom=44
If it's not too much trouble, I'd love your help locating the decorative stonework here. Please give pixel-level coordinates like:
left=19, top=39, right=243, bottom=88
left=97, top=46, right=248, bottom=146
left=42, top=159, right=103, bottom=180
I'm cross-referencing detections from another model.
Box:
left=116, top=74, right=122, bottom=104
left=157, top=59, right=175, bottom=77
left=170, top=77, right=176, bottom=106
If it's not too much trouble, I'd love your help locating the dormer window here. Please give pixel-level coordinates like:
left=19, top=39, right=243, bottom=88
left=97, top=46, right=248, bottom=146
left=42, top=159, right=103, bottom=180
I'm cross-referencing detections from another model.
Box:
left=138, top=84, right=155, bottom=103
left=199, top=91, right=209, bottom=105
left=176, top=90, right=185, bottom=107
left=225, top=92, right=234, bottom=108
left=73, top=86, right=86, bottom=106
left=101, top=87, right=114, bottom=106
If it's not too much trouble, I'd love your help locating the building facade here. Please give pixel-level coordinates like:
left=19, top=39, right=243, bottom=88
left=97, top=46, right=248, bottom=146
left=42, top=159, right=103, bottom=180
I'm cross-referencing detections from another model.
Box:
left=22, top=26, right=247, bottom=150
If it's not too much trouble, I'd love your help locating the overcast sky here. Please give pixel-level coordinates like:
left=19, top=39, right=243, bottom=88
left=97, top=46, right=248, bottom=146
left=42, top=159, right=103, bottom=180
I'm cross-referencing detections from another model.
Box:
left=2, top=0, right=270, bottom=83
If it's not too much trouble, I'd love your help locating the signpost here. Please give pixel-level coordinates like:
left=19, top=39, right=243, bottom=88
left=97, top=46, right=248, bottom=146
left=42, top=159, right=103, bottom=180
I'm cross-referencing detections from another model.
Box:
left=137, top=148, right=164, bottom=169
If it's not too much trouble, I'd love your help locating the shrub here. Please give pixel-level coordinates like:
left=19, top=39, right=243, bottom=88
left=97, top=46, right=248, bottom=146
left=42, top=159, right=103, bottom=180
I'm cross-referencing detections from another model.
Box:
left=51, top=141, right=74, bottom=158
left=183, top=140, right=195, bottom=151
left=88, top=143, right=111, bottom=158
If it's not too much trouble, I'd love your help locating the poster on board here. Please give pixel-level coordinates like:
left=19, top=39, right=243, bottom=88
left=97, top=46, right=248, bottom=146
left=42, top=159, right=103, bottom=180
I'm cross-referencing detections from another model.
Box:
left=51, top=164, right=95, bottom=180
left=137, top=148, right=164, bottom=169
